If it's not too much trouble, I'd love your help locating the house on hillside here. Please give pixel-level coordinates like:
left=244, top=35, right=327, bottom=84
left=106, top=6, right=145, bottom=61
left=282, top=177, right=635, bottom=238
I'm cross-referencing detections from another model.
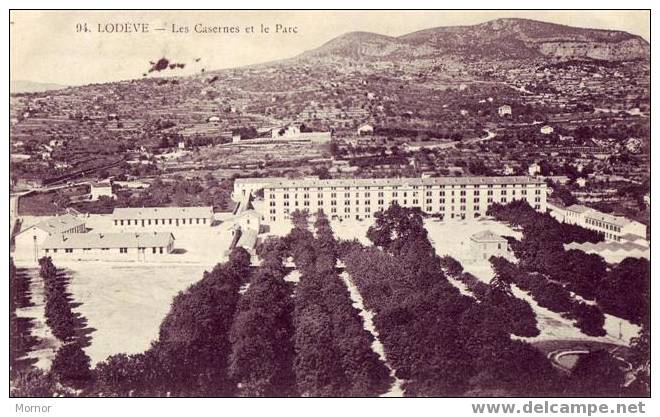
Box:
left=357, top=123, right=374, bottom=136
left=498, top=105, right=512, bottom=117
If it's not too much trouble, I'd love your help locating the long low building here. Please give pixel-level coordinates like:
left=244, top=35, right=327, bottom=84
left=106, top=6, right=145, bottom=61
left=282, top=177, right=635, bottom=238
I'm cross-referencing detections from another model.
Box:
left=234, top=176, right=547, bottom=223
left=41, top=232, right=175, bottom=261
left=561, top=204, right=647, bottom=242
left=111, top=206, right=214, bottom=229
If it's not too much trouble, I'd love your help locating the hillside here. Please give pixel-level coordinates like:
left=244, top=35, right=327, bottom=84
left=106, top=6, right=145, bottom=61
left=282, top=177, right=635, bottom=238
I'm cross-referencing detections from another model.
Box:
left=299, top=18, right=649, bottom=62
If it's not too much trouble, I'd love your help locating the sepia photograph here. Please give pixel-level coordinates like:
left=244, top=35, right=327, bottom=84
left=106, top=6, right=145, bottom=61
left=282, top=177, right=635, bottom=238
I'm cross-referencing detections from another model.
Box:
left=7, top=7, right=652, bottom=405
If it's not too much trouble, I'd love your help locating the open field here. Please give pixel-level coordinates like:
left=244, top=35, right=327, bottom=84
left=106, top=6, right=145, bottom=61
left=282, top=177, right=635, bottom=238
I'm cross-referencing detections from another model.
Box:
left=65, top=263, right=210, bottom=365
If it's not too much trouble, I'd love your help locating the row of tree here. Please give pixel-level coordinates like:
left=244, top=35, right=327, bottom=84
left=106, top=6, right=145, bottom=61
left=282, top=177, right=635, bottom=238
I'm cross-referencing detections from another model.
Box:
left=342, top=204, right=560, bottom=396
left=489, top=257, right=606, bottom=337
left=488, top=201, right=650, bottom=326
left=288, top=212, right=392, bottom=396
left=38, top=257, right=93, bottom=389
left=439, top=256, right=540, bottom=338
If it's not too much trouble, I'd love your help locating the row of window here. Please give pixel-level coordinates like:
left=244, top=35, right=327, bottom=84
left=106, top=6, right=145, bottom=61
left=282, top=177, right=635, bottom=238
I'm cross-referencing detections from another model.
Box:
left=267, top=183, right=543, bottom=193
left=45, top=247, right=167, bottom=254
left=272, top=189, right=542, bottom=200
left=270, top=195, right=542, bottom=207
left=114, top=218, right=208, bottom=226
left=584, top=218, right=622, bottom=233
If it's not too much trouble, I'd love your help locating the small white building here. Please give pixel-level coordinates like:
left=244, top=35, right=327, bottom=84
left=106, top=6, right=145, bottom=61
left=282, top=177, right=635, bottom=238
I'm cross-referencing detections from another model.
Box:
left=90, top=182, right=115, bottom=201
left=41, top=232, right=175, bottom=262
left=498, top=105, right=512, bottom=117
left=540, top=125, right=554, bottom=135
left=528, top=163, right=541, bottom=176
left=207, top=116, right=220, bottom=123
left=469, top=230, right=510, bottom=261
left=13, top=214, right=86, bottom=261
left=357, top=124, right=374, bottom=136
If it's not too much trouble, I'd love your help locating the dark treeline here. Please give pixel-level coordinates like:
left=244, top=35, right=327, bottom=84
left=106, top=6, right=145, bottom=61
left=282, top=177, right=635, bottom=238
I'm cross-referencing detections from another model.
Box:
left=94, top=249, right=250, bottom=396
left=10, top=259, right=39, bottom=375
left=342, top=203, right=559, bottom=396
left=228, top=247, right=296, bottom=396
left=488, top=201, right=650, bottom=327
left=287, top=211, right=392, bottom=396
left=489, top=257, right=606, bottom=337
left=39, top=257, right=92, bottom=389
left=439, top=256, right=540, bottom=338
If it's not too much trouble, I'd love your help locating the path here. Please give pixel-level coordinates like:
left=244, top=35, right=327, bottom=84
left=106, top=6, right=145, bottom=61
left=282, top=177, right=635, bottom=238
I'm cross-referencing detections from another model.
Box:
left=14, top=268, right=61, bottom=370
left=338, top=271, right=404, bottom=397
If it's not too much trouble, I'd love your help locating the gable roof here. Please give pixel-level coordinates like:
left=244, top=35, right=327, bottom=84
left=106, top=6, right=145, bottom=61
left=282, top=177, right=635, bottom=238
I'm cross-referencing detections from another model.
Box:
left=21, top=214, right=85, bottom=236
left=112, top=206, right=213, bottom=220
left=470, top=230, right=507, bottom=243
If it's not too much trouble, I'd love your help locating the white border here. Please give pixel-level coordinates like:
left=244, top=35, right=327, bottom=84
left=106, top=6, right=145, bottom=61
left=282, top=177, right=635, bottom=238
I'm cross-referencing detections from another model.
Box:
left=1, top=2, right=656, bottom=416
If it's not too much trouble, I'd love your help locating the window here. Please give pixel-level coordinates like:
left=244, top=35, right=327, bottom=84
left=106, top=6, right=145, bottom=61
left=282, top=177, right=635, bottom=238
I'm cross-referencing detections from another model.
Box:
left=182, top=219, right=186, bottom=225
left=65, top=248, right=73, bottom=253
left=120, top=248, right=128, bottom=253
left=159, top=247, right=164, bottom=254
left=152, top=247, right=157, bottom=254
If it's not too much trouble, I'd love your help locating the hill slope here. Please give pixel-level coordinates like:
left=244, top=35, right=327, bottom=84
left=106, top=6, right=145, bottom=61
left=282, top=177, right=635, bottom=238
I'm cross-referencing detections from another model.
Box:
left=299, top=18, right=649, bottom=62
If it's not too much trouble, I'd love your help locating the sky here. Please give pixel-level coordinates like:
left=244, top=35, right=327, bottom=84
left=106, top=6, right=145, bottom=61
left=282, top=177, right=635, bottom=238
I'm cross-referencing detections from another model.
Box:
left=10, top=10, right=650, bottom=86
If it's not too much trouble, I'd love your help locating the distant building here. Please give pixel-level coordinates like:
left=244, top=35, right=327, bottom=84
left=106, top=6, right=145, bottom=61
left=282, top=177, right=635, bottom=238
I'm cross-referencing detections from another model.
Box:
left=111, top=206, right=214, bottom=229
left=469, top=230, right=510, bottom=261
left=207, top=116, right=220, bottom=123
left=563, top=204, right=646, bottom=242
left=540, top=125, right=554, bottom=135
left=232, top=133, right=241, bottom=143
left=177, top=141, right=186, bottom=149
left=498, top=105, right=512, bottom=117
left=90, top=182, right=115, bottom=201
left=270, top=124, right=331, bottom=143
left=236, top=176, right=547, bottom=223
left=528, top=163, right=541, bottom=176
left=41, top=232, right=175, bottom=261
left=357, top=124, right=374, bottom=136
left=13, top=214, right=86, bottom=261
left=576, top=177, right=587, bottom=188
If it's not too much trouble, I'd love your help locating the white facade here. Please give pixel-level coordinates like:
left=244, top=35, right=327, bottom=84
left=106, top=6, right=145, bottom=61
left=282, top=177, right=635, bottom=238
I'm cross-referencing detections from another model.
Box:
left=563, top=204, right=647, bottom=242
left=13, top=214, right=86, bottom=261
left=498, top=105, right=512, bottom=117
left=236, top=176, right=547, bottom=223
left=111, top=206, right=213, bottom=229
left=90, top=183, right=115, bottom=201
left=41, top=232, right=175, bottom=262
left=469, top=230, right=510, bottom=261
left=357, top=124, right=374, bottom=135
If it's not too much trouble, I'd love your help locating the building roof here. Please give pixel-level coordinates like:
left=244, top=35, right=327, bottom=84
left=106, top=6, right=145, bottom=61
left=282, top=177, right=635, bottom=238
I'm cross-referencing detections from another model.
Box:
left=470, top=230, right=507, bottom=243
left=42, top=232, right=174, bottom=249
left=237, top=176, right=545, bottom=190
left=24, top=214, right=85, bottom=235
left=583, top=211, right=633, bottom=227
left=565, top=204, right=593, bottom=214
left=237, top=229, right=258, bottom=250
left=112, top=206, right=213, bottom=220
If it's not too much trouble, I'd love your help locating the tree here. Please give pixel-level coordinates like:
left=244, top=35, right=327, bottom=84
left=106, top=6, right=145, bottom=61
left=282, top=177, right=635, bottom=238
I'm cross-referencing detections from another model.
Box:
left=596, top=257, right=649, bottom=324
left=569, top=350, right=625, bottom=396
left=51, top=343, right=91, bottom=388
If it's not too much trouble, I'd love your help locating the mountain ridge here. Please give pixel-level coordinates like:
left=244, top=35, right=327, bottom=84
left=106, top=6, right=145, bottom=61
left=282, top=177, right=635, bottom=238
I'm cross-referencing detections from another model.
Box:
left=298, top=18, right=649, bottom=62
